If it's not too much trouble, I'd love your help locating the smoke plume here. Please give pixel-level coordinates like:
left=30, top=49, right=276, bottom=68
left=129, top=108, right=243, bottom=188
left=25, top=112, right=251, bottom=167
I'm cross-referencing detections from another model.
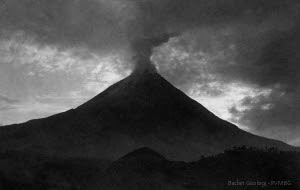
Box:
left=131, top=33, right=178, bottom=72
left=1, top=0, right=297, bottom=72
left=125, top=0, right=298, bottom=71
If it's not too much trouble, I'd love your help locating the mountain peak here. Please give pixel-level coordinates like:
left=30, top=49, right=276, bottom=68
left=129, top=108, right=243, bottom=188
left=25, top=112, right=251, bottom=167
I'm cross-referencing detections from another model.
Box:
left=132, top=62, right=157, bottom=75
left=126, top=64, right=163, bottom=86
left=77, top=66, right=205, bottom=132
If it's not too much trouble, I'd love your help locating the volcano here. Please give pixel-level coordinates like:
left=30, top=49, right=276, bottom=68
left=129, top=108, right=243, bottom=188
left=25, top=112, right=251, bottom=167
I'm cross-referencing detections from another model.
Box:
left=0, top=68, right=296, bottom=161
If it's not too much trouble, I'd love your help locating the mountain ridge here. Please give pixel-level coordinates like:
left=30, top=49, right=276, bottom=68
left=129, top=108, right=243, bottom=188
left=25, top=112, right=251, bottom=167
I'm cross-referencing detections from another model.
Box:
left=0, top=69, right=297, bottom=161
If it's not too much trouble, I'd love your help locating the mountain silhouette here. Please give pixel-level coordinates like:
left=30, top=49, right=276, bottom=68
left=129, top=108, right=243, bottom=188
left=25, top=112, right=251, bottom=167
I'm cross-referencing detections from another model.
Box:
left=105, top=147, right=167, bottom=181
left=98, top=147, right=176, bottom=190
left=0, top=68, right=296, bottom=161
left=113, top=147, right=166, bottom=163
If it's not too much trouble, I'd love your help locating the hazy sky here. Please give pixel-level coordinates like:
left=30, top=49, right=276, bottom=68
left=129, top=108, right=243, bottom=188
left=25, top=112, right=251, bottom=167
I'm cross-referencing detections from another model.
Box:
left=0, top=0, right=299, bottom=146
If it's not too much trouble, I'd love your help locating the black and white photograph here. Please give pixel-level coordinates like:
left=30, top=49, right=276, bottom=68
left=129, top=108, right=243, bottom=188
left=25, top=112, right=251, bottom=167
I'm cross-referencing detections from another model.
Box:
left=0, top=0, right=299, bottom=189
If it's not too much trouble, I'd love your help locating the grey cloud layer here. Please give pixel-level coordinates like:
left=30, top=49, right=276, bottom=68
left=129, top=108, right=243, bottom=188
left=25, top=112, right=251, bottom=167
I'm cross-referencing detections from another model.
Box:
left=228, top=26, right=300, bottom=143
left=1, top=0, right=297, bottom=65
left=153, top=14, right=299, bottom=144
left=0, top=94, right=19, bottom=104
left=0, top=0, right=129, bottom=52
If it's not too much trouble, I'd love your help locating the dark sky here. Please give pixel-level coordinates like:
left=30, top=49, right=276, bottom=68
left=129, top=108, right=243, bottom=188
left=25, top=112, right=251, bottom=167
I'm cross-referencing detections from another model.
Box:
left=0, top=0, right=299, bottom=146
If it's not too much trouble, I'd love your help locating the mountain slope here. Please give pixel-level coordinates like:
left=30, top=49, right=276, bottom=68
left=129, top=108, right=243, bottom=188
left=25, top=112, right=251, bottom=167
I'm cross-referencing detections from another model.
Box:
left=0, top=69, right=296, bottom=161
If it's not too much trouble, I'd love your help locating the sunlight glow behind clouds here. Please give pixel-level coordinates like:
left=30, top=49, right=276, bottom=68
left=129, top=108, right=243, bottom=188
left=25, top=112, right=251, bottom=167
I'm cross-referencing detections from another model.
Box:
left=85, top=55, right=131, bottom=93
left=189, top=82, right=272, bottom=131
left=0, top=36, right=129, bottom=125
left=0, top=99, right=70, bottom=125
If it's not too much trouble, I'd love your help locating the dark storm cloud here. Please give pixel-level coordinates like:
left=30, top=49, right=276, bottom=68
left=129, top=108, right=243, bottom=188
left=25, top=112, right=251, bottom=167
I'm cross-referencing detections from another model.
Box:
left=221, top=25, right=300, bottom=88
left=255, top=27, right=299, bottom=89
left=226, top=25, right=300, bottom=143
left=0, top=0, right=129, bottom=52
left=176, top=22, right=300, bottom=144
left=148, top=0, right=299, bottom=144
left=1, top=0, right=298, bottom=68
left=138, top=0, right=298, bottom=87
left=129, top=0, right=296, bottom=34
left=128, top=0, right=298, bottom=68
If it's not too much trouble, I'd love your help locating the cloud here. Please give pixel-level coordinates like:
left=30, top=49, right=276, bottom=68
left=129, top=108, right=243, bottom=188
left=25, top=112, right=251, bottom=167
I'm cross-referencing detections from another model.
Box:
left=216, top=25, right=300, bottom=144
left=189, top=81, right=272, bottom=130
left=0, top=0, right=299, bottom=145
left=218, top=25, right=300, bottom=88
left=151, top=11, right=299, bottom=144
left=0, top=43, right=130, bottom=125
left=0, top=94, right=20, bottom=112
left=0, top=94, right=19, bottom=104
left=0, top=0, right=129, bottom=52
left=229, top=86, right=300, bottom=144
left=0, top=98, right=72, bottom=125
left=1, top=0, right=298, bottom=68
left=289, top=138, right=300, bottom=147
left=128, top=0, right=297, bottom=35
left=0, top=36, right=79, bottom=74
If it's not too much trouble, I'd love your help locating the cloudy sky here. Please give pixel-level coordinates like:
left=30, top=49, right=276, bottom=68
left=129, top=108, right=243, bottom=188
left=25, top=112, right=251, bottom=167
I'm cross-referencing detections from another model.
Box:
left=0, top=0, right=299, bottom=146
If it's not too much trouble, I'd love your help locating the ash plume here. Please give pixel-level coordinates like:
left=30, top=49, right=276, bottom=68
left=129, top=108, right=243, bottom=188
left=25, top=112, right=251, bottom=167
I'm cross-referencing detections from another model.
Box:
left=131, top=33, right=177, bottom=73
left=126, top=0, right=298, bottom=72
left=1, top=0, right=297, bottom=73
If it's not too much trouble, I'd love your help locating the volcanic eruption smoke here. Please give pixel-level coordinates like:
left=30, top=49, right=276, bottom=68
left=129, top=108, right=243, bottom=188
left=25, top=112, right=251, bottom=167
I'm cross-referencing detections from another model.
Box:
left=2, top=0, right=296, bottom=76
left=123, top=0, right=296, bottom=75
left=131, top=33, right=177, bottom=73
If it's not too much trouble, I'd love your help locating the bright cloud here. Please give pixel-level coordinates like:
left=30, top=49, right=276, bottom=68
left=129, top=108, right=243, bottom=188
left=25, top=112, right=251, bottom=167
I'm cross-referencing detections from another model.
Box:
left=188, top=82, right=272, bottom=131
left=0, top=35, right=130, bottom=125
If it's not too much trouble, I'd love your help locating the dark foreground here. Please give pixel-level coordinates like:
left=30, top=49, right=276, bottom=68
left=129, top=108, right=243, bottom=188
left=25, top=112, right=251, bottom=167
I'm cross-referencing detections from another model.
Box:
left=0, top=147, right=299, bottom=190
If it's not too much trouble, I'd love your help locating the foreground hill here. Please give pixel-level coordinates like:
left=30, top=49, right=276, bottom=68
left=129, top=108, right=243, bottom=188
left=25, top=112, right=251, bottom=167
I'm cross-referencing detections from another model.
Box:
left=93, top=147, right=300, bottom=190
left=0, top=68, right=296, bottom=161
left=1, top=147, right=299, bottom=190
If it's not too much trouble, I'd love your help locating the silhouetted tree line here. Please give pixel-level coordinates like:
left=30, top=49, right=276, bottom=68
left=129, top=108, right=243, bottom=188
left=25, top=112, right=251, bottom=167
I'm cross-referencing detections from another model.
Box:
left=0, top=147, right=299, bottom=189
